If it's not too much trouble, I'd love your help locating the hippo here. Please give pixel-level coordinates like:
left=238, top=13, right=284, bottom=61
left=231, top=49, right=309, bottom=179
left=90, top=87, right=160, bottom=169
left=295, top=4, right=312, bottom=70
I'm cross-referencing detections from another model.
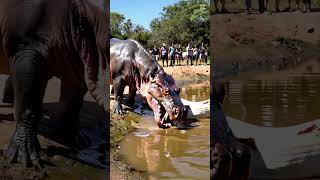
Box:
left=110, top=38, right=188, bottom=128
left=0, top=0, right=108, bottom=167
left=211, top=80, right=254, bottom=180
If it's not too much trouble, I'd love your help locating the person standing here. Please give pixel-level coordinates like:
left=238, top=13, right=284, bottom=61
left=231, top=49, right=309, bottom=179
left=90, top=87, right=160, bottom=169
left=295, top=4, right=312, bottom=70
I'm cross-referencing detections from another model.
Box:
left=245, top=0, right=252, bottom=14
left=265, top=0, right=280, bottom=12
left=176, top=44, right=183, bottom=66
left=186, top=43, right=193, bottom=66
left=193, top=45, right=199, bottom=66
left=213, top=0, right=227, bottom=13
left=160, top=43, right=168, bottom=67
left=169, top=43, right=176, bottom=66
left=245, top=0, right=266, bottom=14
left=151, top=46, right=159, bottom=61
left=199, top=43, right=206, bottom=65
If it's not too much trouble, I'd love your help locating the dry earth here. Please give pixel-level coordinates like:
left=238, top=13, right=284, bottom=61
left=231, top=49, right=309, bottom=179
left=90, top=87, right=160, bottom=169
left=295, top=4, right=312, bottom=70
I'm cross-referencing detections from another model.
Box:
left=211, top=12, right=320, bottom=78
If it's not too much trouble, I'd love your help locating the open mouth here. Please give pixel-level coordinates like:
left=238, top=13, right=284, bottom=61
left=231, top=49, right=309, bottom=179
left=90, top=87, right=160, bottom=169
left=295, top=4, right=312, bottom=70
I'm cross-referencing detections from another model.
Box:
left=146, top=94, right=185, bottom=128
left=158, top=103, right=171, bottom=128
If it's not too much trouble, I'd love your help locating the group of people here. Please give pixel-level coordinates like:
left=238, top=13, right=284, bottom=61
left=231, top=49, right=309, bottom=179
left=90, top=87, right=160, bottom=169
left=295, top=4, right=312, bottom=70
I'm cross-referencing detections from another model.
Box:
left=214, top=0, right=312, bottom=14
left=149, top=43, right=208, bottom=67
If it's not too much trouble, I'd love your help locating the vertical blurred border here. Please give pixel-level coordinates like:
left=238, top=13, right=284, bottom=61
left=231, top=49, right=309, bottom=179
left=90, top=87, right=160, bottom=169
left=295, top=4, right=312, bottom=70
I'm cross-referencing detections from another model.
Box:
left=209, top=0, right=215, bottom=179
left=103, top=0, right=110, bottom=178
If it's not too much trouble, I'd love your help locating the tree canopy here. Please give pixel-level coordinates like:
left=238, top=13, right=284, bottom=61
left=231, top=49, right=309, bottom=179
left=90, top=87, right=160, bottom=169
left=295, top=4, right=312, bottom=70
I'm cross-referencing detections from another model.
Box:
left=110, top=12, right=151, bottom=46
left=110, top=0, right=209, bottom=48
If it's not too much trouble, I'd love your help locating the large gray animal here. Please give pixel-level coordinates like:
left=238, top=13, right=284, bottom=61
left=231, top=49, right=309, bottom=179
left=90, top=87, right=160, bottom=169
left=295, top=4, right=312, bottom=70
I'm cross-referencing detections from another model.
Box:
left=211, top=80, right=254, bottom=180
left=110, top=38, right=188, bottom=128
left=0, top=0, right=108, bottom=168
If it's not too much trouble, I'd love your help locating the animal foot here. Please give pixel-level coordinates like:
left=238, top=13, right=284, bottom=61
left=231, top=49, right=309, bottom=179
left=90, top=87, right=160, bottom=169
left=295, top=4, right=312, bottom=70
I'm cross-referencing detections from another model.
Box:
left=6, top=125, right=42, bottom=169
left=112, top=101, right=124, bottom=115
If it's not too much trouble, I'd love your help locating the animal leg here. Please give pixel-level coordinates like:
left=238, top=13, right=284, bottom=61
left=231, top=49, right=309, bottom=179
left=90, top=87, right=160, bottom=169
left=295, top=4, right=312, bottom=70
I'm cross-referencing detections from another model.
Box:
left=57, top=78, right=88, bottom=149
left=229, top=141, right=251, bottom=180
left=6, top=51, right=47, bottom=168
left=211, top=143, right=232, bottom=180
left=112, top=76, right=126, bottom=115
left=127, top=83, right=137, bottom=108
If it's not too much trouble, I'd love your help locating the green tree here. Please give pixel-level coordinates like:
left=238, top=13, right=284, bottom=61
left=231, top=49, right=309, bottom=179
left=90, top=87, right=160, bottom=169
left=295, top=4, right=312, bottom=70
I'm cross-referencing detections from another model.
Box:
left=110, top=0, right=209, bottom=50
left=122, top=19, right=133, bottom=39
left=149, top=0, right=210, bottom=49
left=110, top=12, right=125, bottom=39
left=130, top=25, right=152, bottom=47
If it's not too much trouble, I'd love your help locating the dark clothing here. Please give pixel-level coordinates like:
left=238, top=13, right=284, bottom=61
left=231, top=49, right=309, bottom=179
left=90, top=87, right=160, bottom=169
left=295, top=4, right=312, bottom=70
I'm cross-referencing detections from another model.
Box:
left=160, top=46, right=168, bottom=67
left=175, top=47, right=182, bottom=65
left=160, top=46, right=167, bottom=56
left=187, top=46, right=193, bottom=66
left=161, top=55, right=168, bottom=67
left=199, top=46, right=205, bottom=55
left=245, top=0, right=252, bottom=11
left=187, top=46, right=193, bottom=56
left=170, top=54, right=175, bottom=66
left=169, top=46, right=176, bottom=66
left=151, top=48, right=159, bottom=56
left=246, top=0, right=265, bottom=12
left=176, top=47, right=182, bottom=54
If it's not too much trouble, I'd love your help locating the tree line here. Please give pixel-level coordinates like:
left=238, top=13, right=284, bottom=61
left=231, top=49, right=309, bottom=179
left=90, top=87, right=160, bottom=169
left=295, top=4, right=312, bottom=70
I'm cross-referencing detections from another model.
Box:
left=110, top=0, right=210, bottom=49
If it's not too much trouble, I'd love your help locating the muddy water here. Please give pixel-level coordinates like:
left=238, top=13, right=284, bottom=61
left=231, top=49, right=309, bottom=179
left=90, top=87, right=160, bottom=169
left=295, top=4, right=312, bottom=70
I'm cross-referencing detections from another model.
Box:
left=119, top=85, right=210, bottom=180
left=223, top=76, right=320, bottom=127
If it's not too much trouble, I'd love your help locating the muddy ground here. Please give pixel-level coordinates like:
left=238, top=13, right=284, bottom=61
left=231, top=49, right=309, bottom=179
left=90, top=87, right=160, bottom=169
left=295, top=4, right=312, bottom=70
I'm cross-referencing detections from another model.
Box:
left=0, top=77, right=107, bottom=180
left=109, top=65, right=209, bottom=180
left=212, top=12, right=320, bottom=79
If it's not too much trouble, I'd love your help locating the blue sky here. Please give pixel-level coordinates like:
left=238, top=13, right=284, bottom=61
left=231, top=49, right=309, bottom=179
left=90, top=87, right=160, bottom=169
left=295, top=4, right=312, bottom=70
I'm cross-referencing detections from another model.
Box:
left=111, top=0, right=180, bottom=30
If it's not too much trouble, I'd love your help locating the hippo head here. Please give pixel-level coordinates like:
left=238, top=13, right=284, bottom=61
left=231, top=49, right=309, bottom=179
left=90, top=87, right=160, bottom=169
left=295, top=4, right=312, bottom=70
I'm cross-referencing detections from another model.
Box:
left=145, top=70, right=188, bottom=128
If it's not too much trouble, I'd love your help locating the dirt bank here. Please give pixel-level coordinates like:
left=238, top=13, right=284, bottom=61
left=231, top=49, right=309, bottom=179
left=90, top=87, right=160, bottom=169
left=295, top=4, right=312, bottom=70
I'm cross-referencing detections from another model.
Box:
left=109, top=65, right=209, bottom=179
left=211, top=12, right=320, bottom=78
left=164, top=65, right=210, bottom=85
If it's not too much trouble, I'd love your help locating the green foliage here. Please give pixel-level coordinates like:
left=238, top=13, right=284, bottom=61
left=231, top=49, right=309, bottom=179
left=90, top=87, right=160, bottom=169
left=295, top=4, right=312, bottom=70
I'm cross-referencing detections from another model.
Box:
left=149, top=0, right=210, bottom=48
left=110, top=12, right=125, bottom=39
left=110, top=0, right=210, bottom=48
left=130, top=25, right=152, bottom=47
left=110, top=12, right=151, bottom=47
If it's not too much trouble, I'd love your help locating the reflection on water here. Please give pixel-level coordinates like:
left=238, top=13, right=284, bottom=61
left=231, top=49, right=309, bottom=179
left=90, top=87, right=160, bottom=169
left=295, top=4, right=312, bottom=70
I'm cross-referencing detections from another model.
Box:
left=180, top=85, right=210, bottom=102
left=223, top=77, right=320, bottom=127
left=119, top=85, right=210, bottom=180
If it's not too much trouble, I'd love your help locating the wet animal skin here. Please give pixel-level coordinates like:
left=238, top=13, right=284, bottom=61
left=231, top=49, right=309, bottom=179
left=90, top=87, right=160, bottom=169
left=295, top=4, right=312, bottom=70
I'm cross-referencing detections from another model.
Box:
left=211, top=80, right=253, bottom=180
left=0, top=0, right=109, bottom=168
left=110, top=38, right=188, bottom=128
